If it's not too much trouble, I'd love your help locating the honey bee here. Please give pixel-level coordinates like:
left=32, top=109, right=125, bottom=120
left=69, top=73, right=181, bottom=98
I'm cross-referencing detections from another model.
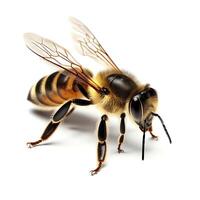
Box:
left=24, top=17, right=172, bottom=175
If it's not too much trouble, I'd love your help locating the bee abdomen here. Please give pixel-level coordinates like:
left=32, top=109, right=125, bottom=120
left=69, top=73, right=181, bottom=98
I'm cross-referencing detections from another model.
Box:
left=27, top=71, right=83, bottom=107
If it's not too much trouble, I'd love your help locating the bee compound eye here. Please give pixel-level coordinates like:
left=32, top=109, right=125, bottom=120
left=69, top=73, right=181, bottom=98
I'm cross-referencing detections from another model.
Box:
left=129, top=96, right=142, bottom=121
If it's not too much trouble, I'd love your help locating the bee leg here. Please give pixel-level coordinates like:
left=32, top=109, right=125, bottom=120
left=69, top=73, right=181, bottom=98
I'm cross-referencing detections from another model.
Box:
left=65, top=107, right=75, bottom=116
left=27, top=101, right=73, bottom=148
left=149, top=127, right=158, bottom=141
left=77, top=83, right=90, bottom=99
left=27, top=99, right=92, bottom=148
left=117, top=113, right=126, bottom=153
left=90, top=114, right=108, bottom=176
left=26, top=121, right=61, bottom=148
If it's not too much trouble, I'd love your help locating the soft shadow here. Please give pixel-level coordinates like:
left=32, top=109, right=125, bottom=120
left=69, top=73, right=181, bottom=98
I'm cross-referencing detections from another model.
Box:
left=29, top=141, right=64, bottom=148
left=30, top=108, right=98, bottom=133
left=30, top=109, right=53, bottom=119
left=30, top=109, right=157, bottom=154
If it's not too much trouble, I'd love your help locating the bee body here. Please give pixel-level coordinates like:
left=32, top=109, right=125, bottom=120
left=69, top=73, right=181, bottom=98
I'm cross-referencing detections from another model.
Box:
left=28, top=70, right=88, bottom=107
left=24, top=17, right=171, bottom=175
left=29, top=68, right=145, bottom=116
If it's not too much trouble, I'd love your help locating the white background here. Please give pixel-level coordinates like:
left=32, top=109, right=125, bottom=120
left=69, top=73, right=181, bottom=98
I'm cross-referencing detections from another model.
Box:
left=0, top=0, right=200, bottom=199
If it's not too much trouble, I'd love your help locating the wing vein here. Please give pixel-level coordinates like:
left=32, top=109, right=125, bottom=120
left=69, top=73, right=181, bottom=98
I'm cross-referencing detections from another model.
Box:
left=69, top=17, right=122, bottom=73
left=24, top=32, right=102, bottom=93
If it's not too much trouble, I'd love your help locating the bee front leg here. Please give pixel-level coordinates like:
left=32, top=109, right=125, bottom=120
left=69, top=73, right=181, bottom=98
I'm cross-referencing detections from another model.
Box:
left=117, top=113, right=126, bottom=153
left=149, top=126, right=158, bottom=141
left=27, top=99, right=92, bottom=148
left=90, top=114, right=108, bottom=176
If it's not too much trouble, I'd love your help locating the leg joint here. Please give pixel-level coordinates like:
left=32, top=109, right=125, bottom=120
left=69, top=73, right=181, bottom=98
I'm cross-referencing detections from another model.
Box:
left=72, top=99, right=92, bottom=106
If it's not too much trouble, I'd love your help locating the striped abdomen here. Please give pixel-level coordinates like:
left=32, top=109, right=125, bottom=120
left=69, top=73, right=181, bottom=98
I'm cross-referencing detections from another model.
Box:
left=28, top=70, right=87, bottom=107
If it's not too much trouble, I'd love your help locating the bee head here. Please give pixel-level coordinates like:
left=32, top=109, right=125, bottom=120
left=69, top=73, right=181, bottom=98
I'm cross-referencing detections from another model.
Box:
left=129, top=86, right=158, bottom=131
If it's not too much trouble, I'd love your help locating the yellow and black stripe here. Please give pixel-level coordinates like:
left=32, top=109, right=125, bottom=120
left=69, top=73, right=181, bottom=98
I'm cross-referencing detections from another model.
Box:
left=28, top=70, right=85, bottom=107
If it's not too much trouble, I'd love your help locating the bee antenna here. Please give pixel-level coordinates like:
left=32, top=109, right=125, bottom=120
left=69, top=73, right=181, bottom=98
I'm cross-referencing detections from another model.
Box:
left=151, top=112, right=172, bottom=144
left=142, top=122, right=146, bottom=160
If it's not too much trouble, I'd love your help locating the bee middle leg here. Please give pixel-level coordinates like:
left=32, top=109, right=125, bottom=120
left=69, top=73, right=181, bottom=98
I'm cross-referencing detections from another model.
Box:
left=27, top=99, right=92, bottom=148
left=90, top=114, right=108, bottom=176
left=117, top=113, right=126, bottom=153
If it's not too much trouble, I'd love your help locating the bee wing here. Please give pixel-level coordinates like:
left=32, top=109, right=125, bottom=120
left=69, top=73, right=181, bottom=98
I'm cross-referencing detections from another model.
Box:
left=69, top=17, right=122, bottom=73
left=24, top=33, right=102, bottom=92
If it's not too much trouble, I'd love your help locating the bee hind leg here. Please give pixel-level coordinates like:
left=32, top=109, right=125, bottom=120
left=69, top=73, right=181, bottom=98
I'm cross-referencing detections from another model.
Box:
left=27, top=107, right=75, bottom=148
left=90, top=114, right=108, bottom=176
left=27, top=99, right=92, bottom=148
left=117, top=113, right=126, bottom=153
left=26, top=121, right=61, bottom=148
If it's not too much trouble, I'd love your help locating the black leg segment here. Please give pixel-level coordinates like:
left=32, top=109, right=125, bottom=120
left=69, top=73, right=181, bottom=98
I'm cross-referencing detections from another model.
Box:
left=27, top=99, right=92, bottom=148
left=91, top=114, right=108, bottom=175
left=27, top=121, right=60, bottom=148
left=53, top=101, right=72, bottom=122
left=117, top=113, right=126, bottom=153
left=72, top=99, right=92, bottom=106
left=77, top=83, right=90, bottom=99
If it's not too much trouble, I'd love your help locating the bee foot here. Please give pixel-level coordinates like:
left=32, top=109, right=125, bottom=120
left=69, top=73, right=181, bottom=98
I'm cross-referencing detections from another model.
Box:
left=26, top=139, right=42, bottom=148
left=118, top=148, right=124, bottom=153
left=90, top=162, right=102, bottom=176
left=27, top=142, right=34, bottom=148
left=151, top=136, right=158, bottom=141
left=90, top=169, right=98, bottom=176
left=149, top=131, right=158, bottom=141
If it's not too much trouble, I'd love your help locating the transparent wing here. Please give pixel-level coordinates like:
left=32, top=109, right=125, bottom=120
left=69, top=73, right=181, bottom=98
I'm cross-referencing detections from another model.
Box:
left=69, top=17, right=122, bottom=73
left=24, top=33, right=102, bottom=92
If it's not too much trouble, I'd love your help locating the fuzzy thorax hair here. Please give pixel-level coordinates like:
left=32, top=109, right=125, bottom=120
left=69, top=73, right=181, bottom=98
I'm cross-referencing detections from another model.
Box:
left=88, top=70, right=144, bottom=115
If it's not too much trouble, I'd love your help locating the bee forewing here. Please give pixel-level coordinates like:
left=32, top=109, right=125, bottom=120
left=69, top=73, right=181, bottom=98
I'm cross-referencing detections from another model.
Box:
left=69, top=17, right=122, bottom=73
left=24, top=32, right=102, bottom=92
left=24, top=33, right=50, bottom=58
